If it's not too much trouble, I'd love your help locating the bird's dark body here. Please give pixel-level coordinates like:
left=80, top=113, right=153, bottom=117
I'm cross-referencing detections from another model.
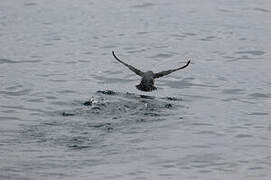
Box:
left=136, top=71, right=157, bottom=91
left=112, top=51, right=190, bottom=92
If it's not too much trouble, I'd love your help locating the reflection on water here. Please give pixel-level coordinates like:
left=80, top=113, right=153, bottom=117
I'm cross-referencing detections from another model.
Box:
left=1, top=0, right=271, bottom=179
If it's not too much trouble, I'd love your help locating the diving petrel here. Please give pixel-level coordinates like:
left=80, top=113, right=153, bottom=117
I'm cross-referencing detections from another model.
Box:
left=112, top=51, right=190, bottom=92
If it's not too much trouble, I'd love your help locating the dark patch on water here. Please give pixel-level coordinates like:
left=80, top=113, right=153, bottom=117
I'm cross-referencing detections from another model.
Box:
left=48, top=79, right=67, bottom=83
left=222, top=88, right=246, bottom=95
left=83, top=101, right=92, bottom=106
left=0, top=116, right=21, bottom=121
left=170, top=34, right=186, bottom=41
left=36, top=73, right=66, bottom=77
left=248, top=93, right=270, bottom=99
left=162, top=97, right=182, bottom=101
left=79, top=90, right=182, bottom=120
left=218, top=9, right=232, bottom=13
left=184, top=32, right=197, bottom=36
left=127, top=48, right=147, bottom=54
left=24, top=2, right=37, bottom=6
left=227, top=55, right=256, bottom=62
left=247, top=112, right=269, bottom=116
left=0, top=89, right=32, bottom=96
left=235, top=50, right=266, bottom=56
left=78, top=60, right=90, bottom=63
left=23, top=90, right=184, bottom=149
left=165, top=104, right=173, bottom=108
left=140, top=95, right=155, bottom=99
left=132, top=3, right=155, bottom=9
left=57, top=90, right=76, bottom=94
left=143, top=112, right=160, bottom=117
left=97, top=90, right=117, bottom=95
left=87, top=123, right=112, bottom=128
left=0, top=59, right=42, bottom=65
left=253, top=8, right=270, bottom=13
left=235, top=134, right=253, bottom=138
left=5, top=85, right=23, bottom=90
left=0, top=59, right=17, bottom=64
left=62, top=112, right=75, bottom=117
left=199, top=36, right=216, bottom=41
left=83, top=51, right=93, bottom=55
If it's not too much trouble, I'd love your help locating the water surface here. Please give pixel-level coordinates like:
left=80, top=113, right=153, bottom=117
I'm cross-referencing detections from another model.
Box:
left=1, top=0, right=271, bottom=179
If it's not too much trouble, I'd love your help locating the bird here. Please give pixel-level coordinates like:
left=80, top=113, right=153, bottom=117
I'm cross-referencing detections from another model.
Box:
left=112, top=51, right=190, bottom=92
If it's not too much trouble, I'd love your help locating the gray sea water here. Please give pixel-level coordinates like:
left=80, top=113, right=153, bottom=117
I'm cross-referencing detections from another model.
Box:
left=1, top=0, right=271, bottom=179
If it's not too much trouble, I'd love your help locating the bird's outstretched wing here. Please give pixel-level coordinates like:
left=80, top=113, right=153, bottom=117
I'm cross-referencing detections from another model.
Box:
left=112, top=51, right=144, bottom=77
left=154, top=60, right=191, bottom=79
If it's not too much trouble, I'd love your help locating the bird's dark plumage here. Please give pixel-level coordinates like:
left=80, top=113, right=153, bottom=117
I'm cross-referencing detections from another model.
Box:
left=112, top=51, right=144, bottom=77
left=112, top=51, right=190, bottom=91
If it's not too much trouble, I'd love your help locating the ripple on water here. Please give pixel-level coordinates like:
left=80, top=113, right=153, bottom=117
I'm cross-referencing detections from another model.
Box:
left=184, top=32, right=197, bottom=36
left=91, top=74, right=132, bottom=84
left=126, top=49, right=147, bottom=54
left=131, top=3, right=155, bottom=9
left=0, top=59, right=42, bottom=65
left=248, top=93, right=270, bottom=99
left=0, top=59, right=17, bottom=64
left=222, top=88, right=246, bottom=95
left=22, top=90, right=184, bottom=149
left=26, top=98, right=44, bottom=103
left=253, top=8, right=270, bottom=13
left=56, top=90, right=76, bottom=94
left=0, top=89, right=32, bottom=97
left=24, top=2, right=37, bottom=6
left=1, top=105, right=47, bottom=115
left=235, top=134, right=253, bottom=138
left=247, top=112, right=269, bottom=116
left=0, top=116, right=21, bottom=121
left=5, top=85, right=23, bottom=90
left=48, top=79, right=67, bottom=83
left=235, top=50, right=266, bottom=56
left=78, top=91, right=177, bottom=119
left=199, top=36, right=217, bottom=41
left=178, top=153, right=229, bottom=171
left=102, top=70, right=122, bottom=75
left=170, top=34, right=186, bottom=41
